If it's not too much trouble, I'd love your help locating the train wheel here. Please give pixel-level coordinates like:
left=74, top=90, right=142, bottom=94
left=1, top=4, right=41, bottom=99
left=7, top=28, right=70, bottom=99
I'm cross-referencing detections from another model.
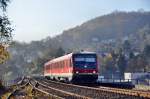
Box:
left=53, top=77, right=56, bottom=81
left=47, top=77, right=51, bottom=80
left=58, top=77, right=60, bottom=81
left=64, top=78, right=68, bottom=83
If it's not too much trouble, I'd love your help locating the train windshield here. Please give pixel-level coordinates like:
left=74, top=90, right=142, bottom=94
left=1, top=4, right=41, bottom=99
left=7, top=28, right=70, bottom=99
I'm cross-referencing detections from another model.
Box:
left=73, top=54, right=97, bottom=69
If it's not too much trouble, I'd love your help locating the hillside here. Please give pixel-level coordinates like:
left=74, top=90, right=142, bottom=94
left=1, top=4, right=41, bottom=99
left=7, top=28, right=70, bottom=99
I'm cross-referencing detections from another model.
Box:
left=56, top=11, right=150, bottom=51
left=0, top=11, right=150, bottom=82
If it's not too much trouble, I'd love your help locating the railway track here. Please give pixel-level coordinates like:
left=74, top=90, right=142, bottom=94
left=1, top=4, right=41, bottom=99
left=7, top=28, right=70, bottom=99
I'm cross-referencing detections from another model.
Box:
left=33, top=77, right=150, bottom=99
left=29, top=78, right=90, bottom=99
left=5, top=76, right=150, bottom=99
left=7, top=77, right=29, bottom=99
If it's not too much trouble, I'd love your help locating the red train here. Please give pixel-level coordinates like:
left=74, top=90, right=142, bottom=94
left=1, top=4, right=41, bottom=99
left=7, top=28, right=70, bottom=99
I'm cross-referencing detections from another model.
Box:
left=44, top=52, right=99, bottom=83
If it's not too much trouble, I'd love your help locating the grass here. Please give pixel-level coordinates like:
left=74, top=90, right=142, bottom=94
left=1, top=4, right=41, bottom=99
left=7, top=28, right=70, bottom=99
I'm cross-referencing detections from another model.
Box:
left=1, top=84, right=54, bottom=99
left=0, top=87, right=12, bottom=99
left=135, top=85, right=150, bottom=90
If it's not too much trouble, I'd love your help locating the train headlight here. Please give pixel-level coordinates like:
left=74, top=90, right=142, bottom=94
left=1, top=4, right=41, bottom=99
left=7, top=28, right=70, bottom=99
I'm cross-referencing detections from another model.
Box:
left=76, top=71, right=79, bottom=74
left=93, top=71, right=96, bottom=73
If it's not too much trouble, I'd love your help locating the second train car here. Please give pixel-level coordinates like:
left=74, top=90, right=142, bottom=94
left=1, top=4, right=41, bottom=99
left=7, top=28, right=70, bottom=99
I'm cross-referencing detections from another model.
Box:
left=44, top=51, right=99, bottom=83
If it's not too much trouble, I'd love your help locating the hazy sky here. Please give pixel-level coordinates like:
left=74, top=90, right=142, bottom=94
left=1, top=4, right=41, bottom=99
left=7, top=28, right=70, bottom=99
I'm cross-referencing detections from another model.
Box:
left=8, top=0, right=150, bottom=42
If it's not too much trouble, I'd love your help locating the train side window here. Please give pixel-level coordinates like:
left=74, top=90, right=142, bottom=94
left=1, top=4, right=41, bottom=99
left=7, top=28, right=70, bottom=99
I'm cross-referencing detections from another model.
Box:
left=60, top=62, right=61, bottom=68
left=59, top=62, right=60, bottom=68
left=70, top=59, right=72, bottom=67
left=64, top=61, right=65, bottom=67
left=64, top=60, right=66, bottom=67
left=59, top=62, right=61, bottom=68
left=63, top=61, right=65, bottom=68
left=67, top=60, right=69, bottom=67
left=67, top=60, right=70, bottom=67
left=48, top=65, right=50, bottom=70
left=54, top=63, right=56, bottom=68
left=47, top=65, right=49, bottom=70
left=57, top=62, right=58, bottom=68
left=62, top=61, right=64, bottom=68
left=49, top=64, right=51, bottom=70
left=66, top=60, right=67, bottom=67
left=46, top=65, right=48, bottom=70
left=56, top=63, right=58, bottom=68
left=58, top=62, right=61, bottom=68
left=60, top=61, right=63, bottom=68
left=60, top=61, right=61, bottom=68
left=56, top=62, right=59, bottom=68
left=58, top=62, right=59, bottom=68
left=69, top=60, right=70, bottom=67
left=63, top=60, right=66, bottom=67
left=48, top=65, right=49, bottom=70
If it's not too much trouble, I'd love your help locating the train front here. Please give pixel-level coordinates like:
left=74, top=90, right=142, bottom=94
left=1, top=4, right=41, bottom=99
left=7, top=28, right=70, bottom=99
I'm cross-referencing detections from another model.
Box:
left=72, top=52, right=98, bottom=83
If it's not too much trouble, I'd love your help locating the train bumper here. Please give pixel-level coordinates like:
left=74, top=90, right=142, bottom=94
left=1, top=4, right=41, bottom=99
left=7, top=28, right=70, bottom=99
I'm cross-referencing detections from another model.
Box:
left=72, top=73, right=98, bottom=83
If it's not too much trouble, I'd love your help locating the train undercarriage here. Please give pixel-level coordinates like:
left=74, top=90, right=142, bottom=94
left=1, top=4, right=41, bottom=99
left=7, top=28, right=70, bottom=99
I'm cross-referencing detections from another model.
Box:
left=45, top=73, right=98, bottom=83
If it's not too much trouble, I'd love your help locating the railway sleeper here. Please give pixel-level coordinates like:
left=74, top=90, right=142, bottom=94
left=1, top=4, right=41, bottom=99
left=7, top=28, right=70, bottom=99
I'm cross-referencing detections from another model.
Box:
left=33, top=77, right=150, bottom=99
left=32, top=80, right=89, bottom=99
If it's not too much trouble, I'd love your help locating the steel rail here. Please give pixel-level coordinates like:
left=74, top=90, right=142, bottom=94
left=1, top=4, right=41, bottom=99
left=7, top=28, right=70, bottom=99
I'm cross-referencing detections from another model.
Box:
left=30, top=78, right=90, bottom=99
left=36, top=77, right=150, bottom=99
left=29, top=79, right=63, bottom=99
left=6, top=77, right=29, bottom=99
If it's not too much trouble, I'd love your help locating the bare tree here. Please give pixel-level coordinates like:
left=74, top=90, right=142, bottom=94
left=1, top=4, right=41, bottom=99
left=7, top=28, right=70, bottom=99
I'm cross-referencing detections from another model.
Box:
left=0, top=0, right=12, bottom=64
left=0, top=0, right=13, bottom=45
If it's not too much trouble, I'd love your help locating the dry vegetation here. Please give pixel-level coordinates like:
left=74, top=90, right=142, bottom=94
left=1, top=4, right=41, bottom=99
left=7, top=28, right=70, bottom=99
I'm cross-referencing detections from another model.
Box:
left=134, top=85, right=150, bottom=91
left=1, top=84, right=51, bottom=99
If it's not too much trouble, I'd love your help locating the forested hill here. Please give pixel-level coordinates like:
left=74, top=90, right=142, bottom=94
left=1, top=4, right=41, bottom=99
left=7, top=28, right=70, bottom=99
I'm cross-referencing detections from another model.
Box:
left=56, top=11, right=150, bottom=51
left=1, top=11, right=150, bottom=81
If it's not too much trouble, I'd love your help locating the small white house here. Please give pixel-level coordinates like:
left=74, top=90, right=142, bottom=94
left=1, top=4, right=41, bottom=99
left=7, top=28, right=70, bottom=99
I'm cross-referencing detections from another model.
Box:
left=124, top=72, right=150, bottom=85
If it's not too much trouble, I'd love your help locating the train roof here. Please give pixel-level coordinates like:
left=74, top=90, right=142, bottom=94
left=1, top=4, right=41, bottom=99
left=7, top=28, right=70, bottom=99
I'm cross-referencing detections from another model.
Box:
left=44, top=51, right=96, bottom=66
left=74, top=51, right=96, bottom=54
left=44, top=53, right=73, bottom=66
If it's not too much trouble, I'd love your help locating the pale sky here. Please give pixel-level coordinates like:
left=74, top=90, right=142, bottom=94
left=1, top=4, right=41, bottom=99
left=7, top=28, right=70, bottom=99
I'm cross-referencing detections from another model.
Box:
left=7, top=0, right=150, bottom=42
